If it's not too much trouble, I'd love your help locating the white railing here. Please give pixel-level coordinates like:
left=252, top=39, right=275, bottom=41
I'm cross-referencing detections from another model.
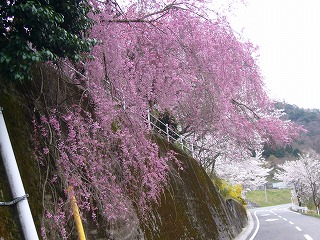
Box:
left=60, top=61, right=195, bottom=157
left=146, top=110, right=194, bottom=156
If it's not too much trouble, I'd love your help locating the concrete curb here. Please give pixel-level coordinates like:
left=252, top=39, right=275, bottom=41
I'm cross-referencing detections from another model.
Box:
left=234, top=211, right=254, bottom=240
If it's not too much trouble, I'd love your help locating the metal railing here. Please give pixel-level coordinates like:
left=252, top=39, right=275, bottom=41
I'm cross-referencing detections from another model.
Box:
left=147, top=110, right=194, bottom=156
left=61, top=61, right=195, bottom=157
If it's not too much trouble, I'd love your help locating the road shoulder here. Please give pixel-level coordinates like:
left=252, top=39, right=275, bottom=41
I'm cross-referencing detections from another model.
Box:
left=234, top=210, right=254, bottom=240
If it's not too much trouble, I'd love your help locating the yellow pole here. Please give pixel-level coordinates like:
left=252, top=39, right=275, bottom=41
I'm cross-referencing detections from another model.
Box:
left=68, top=186, right=86, bottom=240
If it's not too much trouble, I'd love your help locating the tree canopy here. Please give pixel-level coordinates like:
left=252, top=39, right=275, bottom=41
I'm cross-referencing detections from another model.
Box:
left=215, top=151, right=271, bottom=191
left=0, top=0, right=96, bottom=81
left=85, top=0, right=302, bottom=167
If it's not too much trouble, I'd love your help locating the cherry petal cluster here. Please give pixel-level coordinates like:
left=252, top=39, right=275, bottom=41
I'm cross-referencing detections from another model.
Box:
left=88, top=0, right=301, bottom=165
left=215, top=151, right=271, bottom=191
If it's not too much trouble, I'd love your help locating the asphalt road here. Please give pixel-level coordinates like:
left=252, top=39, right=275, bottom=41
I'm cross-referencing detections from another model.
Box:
left=236, top=204, right=320, bottom=240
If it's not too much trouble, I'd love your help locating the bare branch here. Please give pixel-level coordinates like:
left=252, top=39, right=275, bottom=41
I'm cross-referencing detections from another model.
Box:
left=107, top=3, right=183, bottom=23
left=231, top=98, right=261, bottom=120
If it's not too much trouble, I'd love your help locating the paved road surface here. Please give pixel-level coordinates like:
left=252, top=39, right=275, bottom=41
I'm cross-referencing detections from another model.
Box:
left=236, top=204, right=320, bottom=240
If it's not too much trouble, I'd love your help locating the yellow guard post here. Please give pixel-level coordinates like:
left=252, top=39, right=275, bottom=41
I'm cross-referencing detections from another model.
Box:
left=68, top=186, right=86, bottom=240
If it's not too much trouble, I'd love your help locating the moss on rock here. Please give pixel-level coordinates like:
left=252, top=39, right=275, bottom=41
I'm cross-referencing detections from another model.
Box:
left=142, top=136, right=248, bottom=240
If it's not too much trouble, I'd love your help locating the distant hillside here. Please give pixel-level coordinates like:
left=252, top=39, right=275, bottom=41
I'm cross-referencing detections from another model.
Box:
left=263, top=102, right=320, bottom=179
left=263, top=102, right=320, bottom=158
left=277, top=102, right=320, bottom=154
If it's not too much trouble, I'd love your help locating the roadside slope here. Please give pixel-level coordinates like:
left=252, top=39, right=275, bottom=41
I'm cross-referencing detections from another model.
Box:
left=0, top=70, right=247, bottom=239
left=142, top=136, right=248, bottom=240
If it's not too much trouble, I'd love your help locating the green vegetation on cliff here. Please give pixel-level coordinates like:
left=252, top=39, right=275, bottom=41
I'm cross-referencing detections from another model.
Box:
left=0, top=1, right=96, bottom=81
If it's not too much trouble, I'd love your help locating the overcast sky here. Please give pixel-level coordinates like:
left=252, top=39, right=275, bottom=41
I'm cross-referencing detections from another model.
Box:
left=227, top=0, right=320, bottom=109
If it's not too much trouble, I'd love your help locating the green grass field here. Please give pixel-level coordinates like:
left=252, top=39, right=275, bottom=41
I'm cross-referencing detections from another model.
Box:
left=245, top=189, right=292, bottom=207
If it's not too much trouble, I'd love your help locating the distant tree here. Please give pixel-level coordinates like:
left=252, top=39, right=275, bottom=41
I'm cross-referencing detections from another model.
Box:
left=275, top=150, right=320, bottom=213
left=215, top=151, right=271, bottom=191
left=0, top=0, right=96, bottom=81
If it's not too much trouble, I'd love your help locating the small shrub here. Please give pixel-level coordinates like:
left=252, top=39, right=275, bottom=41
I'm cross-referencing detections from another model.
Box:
left=212, top=176, right=245, bottom=204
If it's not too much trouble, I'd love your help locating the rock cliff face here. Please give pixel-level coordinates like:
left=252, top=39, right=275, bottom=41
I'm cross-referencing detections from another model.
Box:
left=141, top=137, right=248, bottom=240
left=0, top=70, right=247, bottom=239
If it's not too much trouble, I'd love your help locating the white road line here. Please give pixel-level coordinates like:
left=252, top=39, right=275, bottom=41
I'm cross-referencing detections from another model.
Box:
left=295, top=226, right=302, bottom=231
left=291, top=212, right=301, bottom=215
left=283, top=218, right=287, bottom=221
left=249, top=210, right=260, bottom=240
left=289, top=221, right=294, bottom=224
left=304, top=234, right=313, bottom=240
left=265, top=218, right=279, bottom=222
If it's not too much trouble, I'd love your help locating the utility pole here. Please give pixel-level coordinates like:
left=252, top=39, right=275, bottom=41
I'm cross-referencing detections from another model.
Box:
left=264, top=183, right=268, bottom=203
left=0, top=107, right=39, bottom=240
